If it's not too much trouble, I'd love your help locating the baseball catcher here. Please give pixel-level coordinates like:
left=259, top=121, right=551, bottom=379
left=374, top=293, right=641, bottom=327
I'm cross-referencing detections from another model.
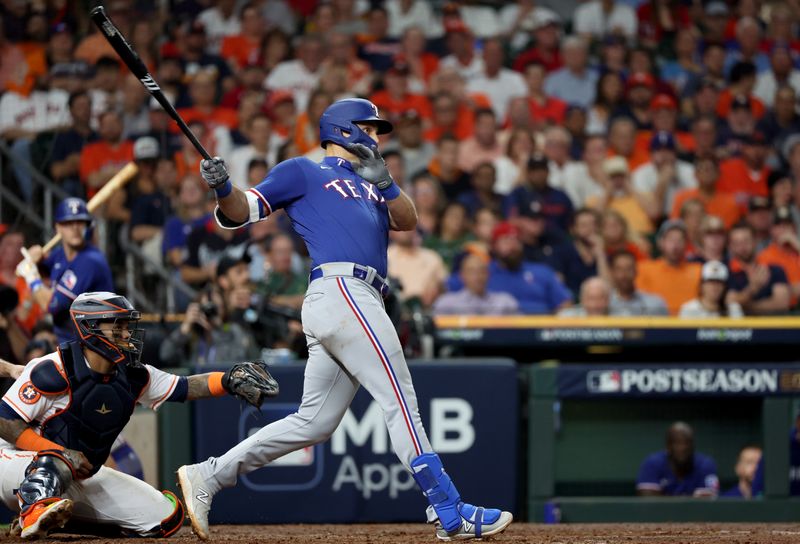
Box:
left=0, top=291, right=278, bottom=539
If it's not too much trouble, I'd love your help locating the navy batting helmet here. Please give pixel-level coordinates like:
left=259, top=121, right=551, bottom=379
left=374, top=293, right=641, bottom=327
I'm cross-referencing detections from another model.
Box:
left=70, top=291, right=145, bottom=366
left=319, top=98, right=393, bottom=149
left=55, top=198, right=92, bottom=223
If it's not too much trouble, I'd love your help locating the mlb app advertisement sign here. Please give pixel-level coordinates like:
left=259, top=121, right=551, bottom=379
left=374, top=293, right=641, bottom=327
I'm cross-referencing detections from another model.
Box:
left=557, top=364, right=800, bottom=398
left=194, top=360, right=518, bottom=523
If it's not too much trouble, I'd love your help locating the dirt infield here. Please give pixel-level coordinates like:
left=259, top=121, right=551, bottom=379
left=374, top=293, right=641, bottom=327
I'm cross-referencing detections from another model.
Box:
left=33, top=523, right=800, bottom=543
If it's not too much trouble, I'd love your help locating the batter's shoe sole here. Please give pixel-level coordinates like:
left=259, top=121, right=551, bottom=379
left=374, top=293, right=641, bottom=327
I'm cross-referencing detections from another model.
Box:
left=177, top=465, right=213, bottom=540
left=19, top=498, right=73, bottom=540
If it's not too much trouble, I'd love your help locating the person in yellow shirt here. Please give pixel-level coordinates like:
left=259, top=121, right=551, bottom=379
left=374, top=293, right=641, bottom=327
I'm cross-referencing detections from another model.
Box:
left=636, top=219, right=702, bottom=314
left=586, top=156, right=657, bottom=236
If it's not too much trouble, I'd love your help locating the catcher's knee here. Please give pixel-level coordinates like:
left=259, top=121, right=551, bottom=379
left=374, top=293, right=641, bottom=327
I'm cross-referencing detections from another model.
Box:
left=139, top=491, right=185, bottom=538
left=16, top=449, right=75, bottom=509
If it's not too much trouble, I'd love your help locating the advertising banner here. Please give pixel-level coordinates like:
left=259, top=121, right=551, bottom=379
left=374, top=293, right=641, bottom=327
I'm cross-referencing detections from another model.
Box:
left=194, top=359, right=518, bottom=524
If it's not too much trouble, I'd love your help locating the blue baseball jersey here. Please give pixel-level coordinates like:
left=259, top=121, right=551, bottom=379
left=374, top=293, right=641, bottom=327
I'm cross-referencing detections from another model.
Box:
left=636, top=451, right=719, bottom=496
left=247, top=156, right=391, bottom=277
left=44, top=244, right=114, bottom=343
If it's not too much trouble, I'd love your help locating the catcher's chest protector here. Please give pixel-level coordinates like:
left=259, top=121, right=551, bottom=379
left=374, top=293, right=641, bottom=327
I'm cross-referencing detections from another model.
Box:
left=40, top=342, right=149, bottom=475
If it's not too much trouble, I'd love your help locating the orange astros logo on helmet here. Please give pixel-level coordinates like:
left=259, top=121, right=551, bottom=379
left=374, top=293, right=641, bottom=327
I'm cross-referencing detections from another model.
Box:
left=19, top=382, right=41, bottom=405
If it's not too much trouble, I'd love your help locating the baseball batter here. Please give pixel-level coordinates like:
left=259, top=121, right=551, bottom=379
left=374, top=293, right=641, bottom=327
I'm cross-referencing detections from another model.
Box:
left=178, top=98, right=513, bottom=541
left=0, top=291, right=277, bottom=539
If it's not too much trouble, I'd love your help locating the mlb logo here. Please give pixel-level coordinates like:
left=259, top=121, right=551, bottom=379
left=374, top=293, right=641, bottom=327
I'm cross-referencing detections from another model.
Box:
left=62, top=270, right=78, bottom=290
left=587, top=370, right=621, bottom=393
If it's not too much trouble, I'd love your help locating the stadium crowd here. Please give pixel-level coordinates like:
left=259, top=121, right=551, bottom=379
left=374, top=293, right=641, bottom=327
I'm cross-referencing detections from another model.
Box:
left=2, top=0, right=800, bottom=364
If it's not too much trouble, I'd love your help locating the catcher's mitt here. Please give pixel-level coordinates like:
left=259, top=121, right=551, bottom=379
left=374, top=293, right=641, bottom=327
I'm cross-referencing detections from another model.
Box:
left=223, top=361, right=279, bottom=408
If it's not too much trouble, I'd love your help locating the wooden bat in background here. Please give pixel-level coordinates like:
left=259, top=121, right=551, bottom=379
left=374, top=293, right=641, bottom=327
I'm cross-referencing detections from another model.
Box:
left=38, top=162, right=139, bottom=259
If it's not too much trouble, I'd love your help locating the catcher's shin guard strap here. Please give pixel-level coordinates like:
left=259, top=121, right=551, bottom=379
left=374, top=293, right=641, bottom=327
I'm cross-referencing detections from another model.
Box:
left=410, top=453, right=462, bottom=533
left=141, top=491, right=185, bottom=538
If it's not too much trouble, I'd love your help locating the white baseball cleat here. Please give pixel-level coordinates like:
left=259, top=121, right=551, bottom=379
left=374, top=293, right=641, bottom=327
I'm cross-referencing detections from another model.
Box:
left=431, top=504, right=513, bottom=541
left=177, top=464, right=215, bottom=540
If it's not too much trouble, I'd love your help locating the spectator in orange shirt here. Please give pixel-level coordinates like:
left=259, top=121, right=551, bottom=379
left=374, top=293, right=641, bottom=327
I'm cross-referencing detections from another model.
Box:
left=322, top=32, right=372, bottom=95
left=424, top=67, right=491, bottom=142
left=176, top=69, right=239, bottom=132
left=220, top=3, right=264, bottom=71
left=631, top=94, right=695, bottom=166
left=636, top=219, right=702, bottom=314
left=716, top=62, right=766, bottom=120
left=79, top=110, right=134, bottom=199
left=293, top=89, right=334, bottom=156
left=757, top=206, right=800, bottom=303
left=586, top=156, right=656, bottom=236
left=396, top=27, right=438, bottom=87
left=369, top=61, right=432, bottom=121
left=523, top=62, right=567, bottom=130
left=719, top=130, right=771, bottom=206
left=0, top=14, right=47, bottom=97
left=671, top=156, right=741, bottom=228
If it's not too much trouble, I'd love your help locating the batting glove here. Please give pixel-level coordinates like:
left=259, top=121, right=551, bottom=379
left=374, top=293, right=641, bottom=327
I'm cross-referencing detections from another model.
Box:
left=200, top=157, right=230, bottom=189
left=346, top=143, right=400, bottom=199
left=15, top=252, right=41, bottom=291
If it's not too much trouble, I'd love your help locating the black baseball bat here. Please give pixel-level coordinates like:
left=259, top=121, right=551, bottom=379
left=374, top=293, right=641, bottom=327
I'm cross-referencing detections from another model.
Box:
left=90, top=5, right=212, bottom=160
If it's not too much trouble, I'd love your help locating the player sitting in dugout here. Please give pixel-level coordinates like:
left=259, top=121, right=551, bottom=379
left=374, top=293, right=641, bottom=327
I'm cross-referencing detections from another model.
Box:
left=636, top=421, right=719, bottom=497
left=0, top=291, right=277, bottom=540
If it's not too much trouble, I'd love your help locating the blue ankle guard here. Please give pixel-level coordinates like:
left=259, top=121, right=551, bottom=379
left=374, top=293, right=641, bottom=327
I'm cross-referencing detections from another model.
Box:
left=410, top=453, right=462, bottom=533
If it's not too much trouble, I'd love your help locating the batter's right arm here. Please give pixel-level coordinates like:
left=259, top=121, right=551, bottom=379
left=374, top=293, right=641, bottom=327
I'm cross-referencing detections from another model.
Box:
left=200, top=157, right=250, bottom=225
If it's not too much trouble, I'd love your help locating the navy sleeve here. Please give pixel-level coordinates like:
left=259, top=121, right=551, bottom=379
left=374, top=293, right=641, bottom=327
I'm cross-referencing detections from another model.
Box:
left=770, top=265, right=789, bottom=284
left=0, top=401, right=23, bottom=420
left=166, top=376, right=189, bottom=403
left=542, top=266, right=572, bottom=310
left=636, top=453, right=662, bottom=490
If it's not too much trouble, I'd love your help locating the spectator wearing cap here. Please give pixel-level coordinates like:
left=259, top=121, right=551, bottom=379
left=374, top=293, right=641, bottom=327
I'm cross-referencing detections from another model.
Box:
left=449, top=222, right=571, bottom=314
left=558, top=276, right=613, bottom=317
left=608, top=250, right=669, bottom=316
left=50, top=91, right=96, bottom=198
left=629, top=93, right=696, bottom=168
left=266, top=34, right=323, bottom=111
left=573, top=0, right=637, bottom=42
left=679, top=261, right=743, bottom=318
left=433, top=252, right=518, bottom=315
left=611, top=72, right=656, bottom=133
left=544, top=36, right=598, bottom=109
left=727, top=223, right=791, bottom=315
left=718, top=94, right=758, bottom=158
left=587, top=156, right=656, bottom=235
left=219, top=3, right=264, bottom=71
left=505, top=153, right=574, bottom=234
left=717, top=63, right=766, bottom=121
left=457, top=108, right=504, bottom=174
left=467, top=38, right=527, bottom=121
left=78, top=110, right=134, bottom=200
left=548, top=208, right=609, bottom=299
left=509, top=196, right=571, bottom=263
left=719, top=131, right=771, bottom=204
left=744, top=196, right=773, bottom=252
left=196, top=0, right=240, bottom=54
left=370, top=60, right=432, bottom=120
left=702, top=1, right=730, bottom=45
left=757, top=206, right=800, bottom=304
left=723, top=17, right=770, bottom=78
left=499, top=2, right=560, bottom=53
left=671, top=156, right=740, bottom=228
left=686, top=75, right=724, bottom=123
left=172, top=18, right=234, bottom=96
left=387, top=228, right=447, bottom=308
left=181, top=213, right=250, bottom=289
left=632, top=130, right=696, bottom=218
left=511, top=9, right=563, bottom=74
left=457, top=162, right=504, bottom=218
left=758, top=87, right=800, bottom=162
left=386, top=0, right=441, bottom=39
left=383, top=111, right=434, bottom=179
left=229, top=113, right=279, bottom=190
left=439, top=19, right=484, bottom=83
left=689, top=215, right=728, bottom=264
left=521, top=62, right=568, bottom=130
left=753, top=43, right=800, bottom=108
left=636, top=220, right=702, bottom=314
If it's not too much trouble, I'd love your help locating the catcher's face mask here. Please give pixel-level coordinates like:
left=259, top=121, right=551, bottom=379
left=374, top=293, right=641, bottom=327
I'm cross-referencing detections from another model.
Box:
left=95, top=318, right=146, bottom=367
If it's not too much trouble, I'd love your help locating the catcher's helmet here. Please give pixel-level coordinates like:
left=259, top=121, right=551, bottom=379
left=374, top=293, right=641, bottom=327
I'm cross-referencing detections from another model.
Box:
left=319, top=98, right=393, bottom=149
left=69, top=292, right=145, bottom=366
